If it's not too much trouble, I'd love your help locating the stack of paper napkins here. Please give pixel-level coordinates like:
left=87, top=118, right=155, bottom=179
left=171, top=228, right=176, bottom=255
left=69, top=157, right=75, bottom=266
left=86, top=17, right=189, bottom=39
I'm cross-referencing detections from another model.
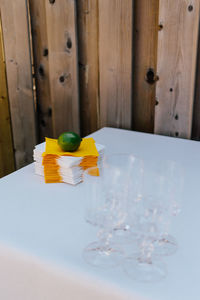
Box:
left=33, top=137, right=105, bottom=185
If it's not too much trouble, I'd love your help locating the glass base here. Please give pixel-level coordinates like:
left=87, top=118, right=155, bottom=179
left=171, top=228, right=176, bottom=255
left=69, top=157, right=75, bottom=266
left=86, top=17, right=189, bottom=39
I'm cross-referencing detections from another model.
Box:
left=124, top=256, right=167, bottom=282
left=153, top=234, right=178, bottom=256
left=112, top=226, right=136, bottom=244
left=83, top=241, right=123, bottom=268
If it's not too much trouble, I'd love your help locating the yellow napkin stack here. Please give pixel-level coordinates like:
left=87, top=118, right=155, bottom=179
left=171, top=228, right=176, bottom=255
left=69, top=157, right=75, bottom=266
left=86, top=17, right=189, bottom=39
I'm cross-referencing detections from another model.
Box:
left=43, top=137, right=99, bottom=184
left=44, top=138, right=99, bottom=157
left=33, top=138, right=105, bottom=185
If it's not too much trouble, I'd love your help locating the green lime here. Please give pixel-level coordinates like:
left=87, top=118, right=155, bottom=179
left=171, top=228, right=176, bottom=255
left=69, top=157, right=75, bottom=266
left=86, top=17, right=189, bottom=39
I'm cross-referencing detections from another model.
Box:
left=58, top=132, right=82, bottom=152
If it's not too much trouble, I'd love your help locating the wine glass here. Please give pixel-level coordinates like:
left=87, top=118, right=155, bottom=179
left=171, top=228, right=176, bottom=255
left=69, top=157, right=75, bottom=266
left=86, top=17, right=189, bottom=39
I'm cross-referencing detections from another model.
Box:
left=120, top=157, right=184, bottom=258
left=102, top=154, right=144, bottom=244
left=146, top=159, right=184, bottom=257
left=123, top=158, right=184, bottom=281
left=82, top=156, right=142, bottom=268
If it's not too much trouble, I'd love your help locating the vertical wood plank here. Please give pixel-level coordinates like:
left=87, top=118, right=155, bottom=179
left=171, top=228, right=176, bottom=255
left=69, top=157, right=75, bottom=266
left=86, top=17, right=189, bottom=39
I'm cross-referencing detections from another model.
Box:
left=0, top=0, right=37, bottom=168
left=132, top=0, right=159, bottom=133
left=45, top=0, right=80, bottom=138
left=99, top=0, right=133, bottom=129
left=77, top=0, right=99, bottom=136
left=155, top=0, right=200, bottom=139
left=0, top=15, right=15, bottom=177
left=192, top=27, right=200, bottom=140
left=29, top=0, right=53, bottom=142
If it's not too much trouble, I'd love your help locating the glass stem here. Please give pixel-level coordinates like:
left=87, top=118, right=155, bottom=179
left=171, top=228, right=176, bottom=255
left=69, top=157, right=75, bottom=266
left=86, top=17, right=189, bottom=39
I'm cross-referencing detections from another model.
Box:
left=139, top=238, right=154, bottom=264
left=97, top=229, right=112, bottom=246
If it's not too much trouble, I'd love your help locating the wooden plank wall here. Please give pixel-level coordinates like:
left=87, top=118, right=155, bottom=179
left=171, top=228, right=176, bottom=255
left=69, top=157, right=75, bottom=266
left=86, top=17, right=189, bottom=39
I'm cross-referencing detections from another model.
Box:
left=132, top=0, right=159, bottom=133
left=99, top=0, right=133, bottom=129
left=0, top=0, right=37, bottom=169
left=155, top=0, right=200, bottom=139
left=29, top=0, right=53, bottom=142
left=30, top=0, right=80, bottom=141
left=192, top=20, right=200, bottom=141
left=77, top=0, right=99, bottom=137
left=77, top=0, right=134, bottom=133
left=0, top=15, right=15, bottom=177
left=0, top=0, right=200, bottom=178
left=45, top=0, right=80, bottom=138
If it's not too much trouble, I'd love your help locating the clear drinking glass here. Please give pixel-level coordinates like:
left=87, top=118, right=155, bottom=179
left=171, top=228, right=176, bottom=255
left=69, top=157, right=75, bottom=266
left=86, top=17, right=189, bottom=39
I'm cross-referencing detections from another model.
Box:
left=145, top=159, right=184, bottom=257
left=102, top=154, right=144, bottom=244
left=82, top=155, right=143, bottom=268
left=123, top=158, right=184, bottom=282
left=83, top=165, right=124, bottom=268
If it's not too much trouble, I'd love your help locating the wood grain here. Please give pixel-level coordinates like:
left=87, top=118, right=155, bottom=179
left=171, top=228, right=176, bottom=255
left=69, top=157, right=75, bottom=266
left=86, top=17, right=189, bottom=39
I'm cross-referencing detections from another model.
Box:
left=0, top=15, right=15, bottom=177
left=192, top=27, right=200, bottom=140
left=155, top=0, right=200, bottom=139
left=77, top=0, right=99, bottom=136
left=45, top=0, right=80, bottom=138
left=132, top=0, right=159, bottom=133
left=0, top=0, right=37, bottom=168
left=99, top=0, right=133, bottom=129
left=29, top=0, right=53, bottom=142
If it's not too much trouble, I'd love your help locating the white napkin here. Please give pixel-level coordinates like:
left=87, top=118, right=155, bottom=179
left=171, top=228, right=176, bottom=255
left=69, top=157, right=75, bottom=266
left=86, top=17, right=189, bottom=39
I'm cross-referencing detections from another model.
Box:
left=33, top=142, right=105, bottom=185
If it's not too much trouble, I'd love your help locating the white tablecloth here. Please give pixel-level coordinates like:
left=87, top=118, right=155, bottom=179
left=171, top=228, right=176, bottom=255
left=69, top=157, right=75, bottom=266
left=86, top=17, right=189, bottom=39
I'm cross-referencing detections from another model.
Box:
left=0, top=127, right=200, bottom=299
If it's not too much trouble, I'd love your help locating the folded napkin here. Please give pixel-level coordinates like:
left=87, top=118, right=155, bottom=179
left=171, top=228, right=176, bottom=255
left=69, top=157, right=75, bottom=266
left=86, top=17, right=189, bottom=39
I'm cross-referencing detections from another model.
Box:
left=44, top=137, right=99, bottom=157
left=33, top=140, right=105, bottom=185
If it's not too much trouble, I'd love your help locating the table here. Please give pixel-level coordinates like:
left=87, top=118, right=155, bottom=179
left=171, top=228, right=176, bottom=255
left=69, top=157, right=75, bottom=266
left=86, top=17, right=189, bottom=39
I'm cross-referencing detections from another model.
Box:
left=0, top=127, right=200, bottom=300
